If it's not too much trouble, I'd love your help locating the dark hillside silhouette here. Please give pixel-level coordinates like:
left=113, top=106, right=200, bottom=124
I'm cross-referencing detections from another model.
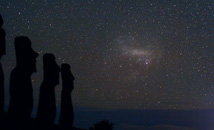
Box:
left=59, top=63, right=75, bottom=129
left=89, top=120, right=114, bottom=130
left=8, top=36, right=38, bottom=128
left=0, top=14, right=6, bottom=115
left=36, top=53, right=60, bottom=126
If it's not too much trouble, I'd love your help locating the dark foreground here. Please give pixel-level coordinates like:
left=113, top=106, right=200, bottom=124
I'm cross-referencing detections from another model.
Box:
left=74, top=108, right=214, bottom=130
left=1, top=108, right=214, bottom=130
left=0, top=111, right=86, bottom=130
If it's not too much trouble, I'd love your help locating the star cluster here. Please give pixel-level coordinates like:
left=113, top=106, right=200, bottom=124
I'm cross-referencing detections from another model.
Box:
left=0, top=0, right=214, bottom=109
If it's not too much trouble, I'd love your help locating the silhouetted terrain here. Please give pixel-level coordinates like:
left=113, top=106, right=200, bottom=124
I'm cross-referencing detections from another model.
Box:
left=73, top=108, right=214, bottom=130
left=2, top=108, right=214, bottom=129
left=1, top=107, right=86, bottom=130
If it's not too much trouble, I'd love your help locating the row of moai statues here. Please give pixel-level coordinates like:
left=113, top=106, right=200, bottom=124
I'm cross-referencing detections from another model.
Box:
left=0, top=14, right=75, bottom=129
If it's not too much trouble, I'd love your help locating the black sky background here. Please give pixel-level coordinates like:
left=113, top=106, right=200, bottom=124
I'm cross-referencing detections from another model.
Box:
left=0, top=0, right=214, bottom=111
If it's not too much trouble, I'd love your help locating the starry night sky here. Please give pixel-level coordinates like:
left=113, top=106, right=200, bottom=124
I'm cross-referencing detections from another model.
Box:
left=0, top=0, right=214, bottom=110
